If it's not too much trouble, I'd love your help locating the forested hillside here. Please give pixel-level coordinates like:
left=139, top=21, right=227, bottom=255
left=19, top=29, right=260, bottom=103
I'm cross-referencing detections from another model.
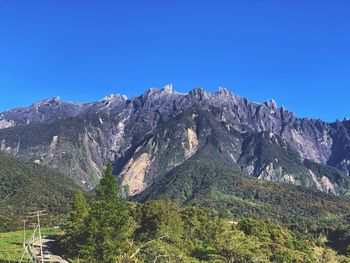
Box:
left=136, top=161, right=350, bottom=231
left=0, top=153, right=80, bottom=231
left=58, top=164, right=350, bottom=263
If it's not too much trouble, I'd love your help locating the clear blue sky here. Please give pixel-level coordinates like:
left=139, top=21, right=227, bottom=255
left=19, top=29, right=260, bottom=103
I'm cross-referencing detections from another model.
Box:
left=0, top=0, right=349, bottom=121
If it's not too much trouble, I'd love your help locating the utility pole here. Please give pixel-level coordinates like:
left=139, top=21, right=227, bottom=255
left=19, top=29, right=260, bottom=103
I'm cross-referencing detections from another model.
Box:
left=20, top=210, right=46, bottom=263
left=20, top=222, right=38, bottom=263
left=37, top=211, right=44, bottom=263
left=23, top=219, right=26, bottom=248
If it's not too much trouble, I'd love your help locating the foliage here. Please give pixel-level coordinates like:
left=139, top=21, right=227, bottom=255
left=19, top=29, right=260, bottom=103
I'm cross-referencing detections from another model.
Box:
left=136, top=199, right=183, bottom=243
left=136, top=160, right=350, bottom=234
left=38, top=161, right=350, bottom=262
left=326, top=225, right=350, bottom=256
left=125, top=203, right=349, bottom=262
left=59, top=191, right=89, bottom=257
left=61, top=163, right=130, bottom=263
left=0, top=228, right=61, bottom=261
left=0, top=153, right=80, bottom=231
left=59, top=197, right=349, bottom=262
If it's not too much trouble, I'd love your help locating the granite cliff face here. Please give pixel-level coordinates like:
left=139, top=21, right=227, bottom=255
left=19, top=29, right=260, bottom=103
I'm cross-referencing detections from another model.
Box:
left=0, top=85, right=349, bottom=195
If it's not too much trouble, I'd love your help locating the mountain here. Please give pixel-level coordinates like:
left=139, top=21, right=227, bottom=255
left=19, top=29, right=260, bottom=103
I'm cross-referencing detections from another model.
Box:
left=0, top=153, right=80, bottom=230
left=134, top=160, right=350, bottom=230
left=0, top=85, right=350, bottom=196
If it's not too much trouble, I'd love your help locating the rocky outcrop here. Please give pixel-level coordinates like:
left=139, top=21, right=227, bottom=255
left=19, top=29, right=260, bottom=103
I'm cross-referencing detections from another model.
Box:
left=0, top=85, right=349, bottom=195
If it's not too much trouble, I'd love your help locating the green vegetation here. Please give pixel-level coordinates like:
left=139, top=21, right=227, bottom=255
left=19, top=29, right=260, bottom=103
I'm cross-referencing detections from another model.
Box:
left=0, top=153, right=80, bottom=231
left=60, top=198, right=350, bottom=262
left=59, top=191, right=89, bottom=256
left=137, top=161, right=350, bottom=232
left=55, top=163, right=350, bottom=262
left=0, top=228, right=61, bottom=262
left=60, top=163, right=129, bottom=263
left=2, top=158, right=350, bottom=262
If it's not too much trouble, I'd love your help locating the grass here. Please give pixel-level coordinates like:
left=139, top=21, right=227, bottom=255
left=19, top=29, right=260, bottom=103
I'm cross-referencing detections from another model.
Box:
left=0, top=228, right=62, bottom=261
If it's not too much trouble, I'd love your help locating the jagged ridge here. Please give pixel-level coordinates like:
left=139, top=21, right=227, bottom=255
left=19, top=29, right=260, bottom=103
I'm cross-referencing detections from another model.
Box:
left=0, top=85, right=349, bottom=195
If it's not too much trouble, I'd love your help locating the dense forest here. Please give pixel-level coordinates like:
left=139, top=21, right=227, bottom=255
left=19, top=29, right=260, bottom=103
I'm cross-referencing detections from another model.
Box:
left=58, top=164, right=350, bottom=263
left=137, top=161, right=350, bottom=236
left=0, top=153, right=79, bottom=231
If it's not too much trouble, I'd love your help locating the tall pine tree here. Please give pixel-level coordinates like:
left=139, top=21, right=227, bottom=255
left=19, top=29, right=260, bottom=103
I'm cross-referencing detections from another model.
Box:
left=80, top=163, right=129, bottom=263
left=60, top=190, right=89, bottom=257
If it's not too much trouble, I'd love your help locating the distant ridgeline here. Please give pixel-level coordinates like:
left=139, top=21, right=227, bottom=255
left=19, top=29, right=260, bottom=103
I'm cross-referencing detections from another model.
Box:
left=0, top=86, right=349, bottom=196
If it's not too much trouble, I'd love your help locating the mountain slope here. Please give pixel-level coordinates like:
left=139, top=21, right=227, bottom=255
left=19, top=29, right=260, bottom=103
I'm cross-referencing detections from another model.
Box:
left=0, top=86, right=350, bottom=196
left=135, top=160, right=350, bottom=230
left=0, top=153, right=79, bottom=216
left=120, top=107, right=350, bottom=196
left=238, top=131, right=350, bottom=194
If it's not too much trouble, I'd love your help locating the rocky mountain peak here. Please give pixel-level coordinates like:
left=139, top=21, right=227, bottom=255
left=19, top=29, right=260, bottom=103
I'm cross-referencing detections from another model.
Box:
left=189, top=88, right=206, bottom=101
left=144, top=84, right=175, bottom=96
left=264, top=99, right=277, bottom=109
left=33, top=96, right=62, bottom=107
left=100, top=94, right=128, bottom=102
left=218, top=87, right=230, bottom=94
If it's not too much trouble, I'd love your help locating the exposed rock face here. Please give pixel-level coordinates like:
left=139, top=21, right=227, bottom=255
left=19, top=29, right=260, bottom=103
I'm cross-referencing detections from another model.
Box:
left=186, top=128, right=198, bottom=157
left=122, top=153, right=151, bottom=195
left=0, top=85, right=349, bottom=194
left=0, top=119, right=15, bottom=129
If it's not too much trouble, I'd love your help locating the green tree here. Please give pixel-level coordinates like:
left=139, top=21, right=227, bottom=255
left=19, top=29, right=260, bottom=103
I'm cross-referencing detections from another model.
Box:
left=80, top=163, right=129, bottom=263
left=181, top=206, right=211, bottom=242
left=60, top=190, right=89, bottom=257
left=137, top=199, right=183, bottom=243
